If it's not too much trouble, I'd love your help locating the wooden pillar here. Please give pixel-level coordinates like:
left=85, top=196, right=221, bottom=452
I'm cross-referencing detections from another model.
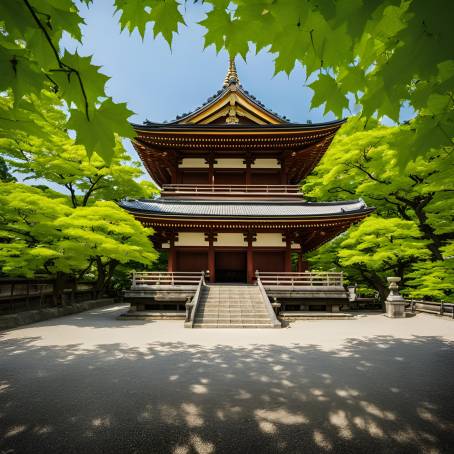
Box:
left=205, top=232, right=217, bottom=283
left=297, top=244, right=303, bottom=272
left=284, top=234, right=292, bottom=272
left=206, top=157, right=216, bottom=185
left=280, top=158, right=288, bottom=185
left=167, top=235, right=176, bottom=272
left=170, top=165, right=177, bottom=184
left=244, top=156, right=254, bottom=186
left=244, top=232, right=256, bottom=283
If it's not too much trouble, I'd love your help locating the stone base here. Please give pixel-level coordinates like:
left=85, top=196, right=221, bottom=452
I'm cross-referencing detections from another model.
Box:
left=118, top=310, right=186, bottom=320
left=280, top=311, right=355, bottom=321
left=385, top=300, right=406, bottom=318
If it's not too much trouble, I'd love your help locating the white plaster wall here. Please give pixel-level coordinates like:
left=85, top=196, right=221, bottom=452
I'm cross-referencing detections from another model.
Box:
left=215, top=233, right=247, bottom=247
left=251, top=158, right=280, bottom=169
left=179, top=158, right=208, bottom=168
left=161, top=243, right=170, bottom=249
left=214, top=158, right=245, bottom=168
left=254, top=233, right=286, bottom=247
left=175, top=232, right=207, bottom=246
left=291, top=243, right=300, bottom=249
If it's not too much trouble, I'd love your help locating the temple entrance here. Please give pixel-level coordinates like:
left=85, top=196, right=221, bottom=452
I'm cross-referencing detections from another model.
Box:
left=215, top=251, right=247, bottom=283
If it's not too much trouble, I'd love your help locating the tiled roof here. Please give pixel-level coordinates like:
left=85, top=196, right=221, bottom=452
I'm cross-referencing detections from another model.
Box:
left=120, top=198, right=372, bottom=218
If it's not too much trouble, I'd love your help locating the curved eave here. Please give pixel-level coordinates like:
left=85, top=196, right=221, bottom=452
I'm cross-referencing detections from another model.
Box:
left=119, top=199, right=374, bottom=222
left=132, top=118, right=346, bottom=134
left=121, top=210, right=374, bottom=223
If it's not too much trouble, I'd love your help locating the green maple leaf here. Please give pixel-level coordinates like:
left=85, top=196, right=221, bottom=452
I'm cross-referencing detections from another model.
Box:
left=51, top=51, right=109, bottom=111
left=114, top=0, right=150, bottom=39
left=199, top=6, right=231, bottom=53
left=272, top=28, right=309, bottom=76
left=0, top=44, right=43, bottom=105
left=68, top=99, right=134, bottom=163
left=309, top=74, right=349, bottom=118
left=149, top=0, right=185, bottom=47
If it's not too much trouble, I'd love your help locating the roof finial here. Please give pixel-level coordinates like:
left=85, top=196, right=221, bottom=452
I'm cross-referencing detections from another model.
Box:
left=223, top=55, right=239, bottom=87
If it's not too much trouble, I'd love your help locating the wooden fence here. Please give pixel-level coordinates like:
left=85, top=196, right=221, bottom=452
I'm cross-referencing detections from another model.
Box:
left=0, top=278, right=98, bottom=314
left=406, top=299, right=454, bottom=318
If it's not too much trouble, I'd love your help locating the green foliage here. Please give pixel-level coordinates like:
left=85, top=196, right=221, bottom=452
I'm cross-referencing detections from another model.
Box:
left=0, top=183, right=73, bottom=277
left=200, top=0, right=454, bottom=166
left=2, top=0, right=452, bottom=165
left=339, top=216, right=429, bottom=271
left=0, top=183, right=158, bottom=289
left=404, top=260, right=454, bottom=302
left=304, top=118, right=453, bottom=301
left=0, top=91, right=157, bottom=207
left=0, top=157, right=15, bottom=182
left=0, top=0, right=134, bottom=162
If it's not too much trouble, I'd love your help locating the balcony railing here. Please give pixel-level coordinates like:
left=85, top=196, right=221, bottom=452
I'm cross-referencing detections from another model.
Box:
left=161, top=184, right=302, bottom=197
left=131, top=271, right=207, bottom=287
left=256, top=271, right=344, bottom=288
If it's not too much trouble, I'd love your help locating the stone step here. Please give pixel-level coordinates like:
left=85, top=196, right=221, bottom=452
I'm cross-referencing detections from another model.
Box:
left=200, top=298, right=263, bottom=302
left=198, top=302, right=263, bottom=307
left=194, top=319, right=271, bottom=324
left=199, top=306, right=265, bottom=309
left=197, top=315, right=268, bottom=320
left=193, top=323, right=274, bottom=328
left=197, top=309, right=267, bottom=315
left=192, top=284, right=273, bottom=329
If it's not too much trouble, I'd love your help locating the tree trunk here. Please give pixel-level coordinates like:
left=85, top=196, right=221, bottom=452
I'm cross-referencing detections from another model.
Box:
left=413, top=204, right=444, bottom=261
left=358, top=269, right=388, bottom=306
left=95, top=257, right=106, bottom=299
left=104, top=259, right=119, bottom=295
left=53, top=272, right=67, bottom=306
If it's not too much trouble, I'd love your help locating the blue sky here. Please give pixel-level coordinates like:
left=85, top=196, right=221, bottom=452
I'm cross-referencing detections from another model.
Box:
left=63, top=1, right=343, bottom=169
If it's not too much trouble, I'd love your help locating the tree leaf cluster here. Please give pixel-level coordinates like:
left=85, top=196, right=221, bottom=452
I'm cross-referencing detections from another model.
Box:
left=1, top=1, right=453, bottom=167
left=199, top=0, right=454, bottom=166
left=304, top=118, right=453, bottom=302
left=0, top=182, right=158, bottom=293
left=0, top=91, right=159, bottom=293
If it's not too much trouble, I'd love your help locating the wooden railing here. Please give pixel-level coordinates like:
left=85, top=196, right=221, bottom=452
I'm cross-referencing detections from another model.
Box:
left=162, top=184, right=301, bottom=195
left=405, top=299, right=454, bottom=318
left=256, top=271, right=343, bottom=287
left=132, top=271, right=208, bottom=287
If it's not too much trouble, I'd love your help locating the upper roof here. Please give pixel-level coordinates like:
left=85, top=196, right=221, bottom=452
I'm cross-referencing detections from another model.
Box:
left=132, top=58, right=346, bottom=186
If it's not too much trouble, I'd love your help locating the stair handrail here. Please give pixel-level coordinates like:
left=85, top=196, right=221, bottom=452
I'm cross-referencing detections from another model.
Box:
left=255, top=271, right=282, bottom=328
left=184, top=271, right=206, bottom=328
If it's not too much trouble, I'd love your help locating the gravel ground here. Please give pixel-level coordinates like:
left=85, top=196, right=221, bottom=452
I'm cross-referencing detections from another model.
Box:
left=1, top=305, right=453, bottom=454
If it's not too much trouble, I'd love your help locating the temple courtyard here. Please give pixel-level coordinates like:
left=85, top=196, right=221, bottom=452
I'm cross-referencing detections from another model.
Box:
left=1, top=305, right=453, bottom=454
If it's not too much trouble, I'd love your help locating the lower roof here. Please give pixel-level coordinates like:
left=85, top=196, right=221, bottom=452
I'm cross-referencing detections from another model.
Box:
left=120, top=198, right=373, bottom=219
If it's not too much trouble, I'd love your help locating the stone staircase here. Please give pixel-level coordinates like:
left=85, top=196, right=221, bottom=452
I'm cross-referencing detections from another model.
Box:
left=193, top=284, right=276, bottom=328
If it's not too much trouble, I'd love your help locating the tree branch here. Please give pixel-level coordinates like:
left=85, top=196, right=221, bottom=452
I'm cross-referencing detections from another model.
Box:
left=23, top=0, right=90, bottom=120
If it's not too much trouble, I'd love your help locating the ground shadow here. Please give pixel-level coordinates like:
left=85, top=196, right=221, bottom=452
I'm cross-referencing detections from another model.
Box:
left=1, top=327, right=453, bottom=454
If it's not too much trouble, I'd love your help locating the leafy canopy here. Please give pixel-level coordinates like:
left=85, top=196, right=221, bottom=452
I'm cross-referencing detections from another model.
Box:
left=1, top=0, right=453, bottom=165
left=305, top=118, right=453, bottom=301
left=0, top=91, right=157, bottom=208
left=0, top=182, right=157, bottom=279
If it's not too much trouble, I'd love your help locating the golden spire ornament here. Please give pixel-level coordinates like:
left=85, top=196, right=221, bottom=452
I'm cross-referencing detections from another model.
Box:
left=223, top=56, right=240, bottom=87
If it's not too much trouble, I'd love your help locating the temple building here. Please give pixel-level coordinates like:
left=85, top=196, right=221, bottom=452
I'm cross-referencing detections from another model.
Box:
left=121, top=60, right=373, bottom=284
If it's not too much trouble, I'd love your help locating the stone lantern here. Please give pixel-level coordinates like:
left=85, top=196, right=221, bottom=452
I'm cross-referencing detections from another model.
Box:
left=385, top=277, right=406, bottom=318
